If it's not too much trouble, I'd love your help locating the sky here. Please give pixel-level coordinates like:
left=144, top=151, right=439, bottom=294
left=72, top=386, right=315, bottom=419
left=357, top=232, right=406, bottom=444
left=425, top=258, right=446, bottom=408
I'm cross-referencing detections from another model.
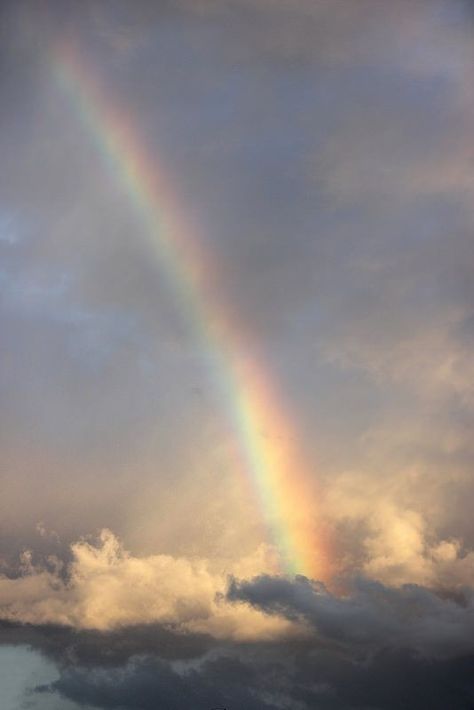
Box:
left=1, top=0, right=474, bottom=708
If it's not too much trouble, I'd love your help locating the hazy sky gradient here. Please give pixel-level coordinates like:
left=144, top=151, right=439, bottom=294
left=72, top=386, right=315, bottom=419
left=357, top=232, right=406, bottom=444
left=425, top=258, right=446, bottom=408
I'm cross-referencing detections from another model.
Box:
left=1, top=1, right=474, bottom=708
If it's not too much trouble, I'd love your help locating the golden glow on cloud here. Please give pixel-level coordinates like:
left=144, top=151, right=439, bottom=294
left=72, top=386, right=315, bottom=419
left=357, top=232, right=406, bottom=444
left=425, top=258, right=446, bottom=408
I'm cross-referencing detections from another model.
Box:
left=0, top=530, right=300, bottom=639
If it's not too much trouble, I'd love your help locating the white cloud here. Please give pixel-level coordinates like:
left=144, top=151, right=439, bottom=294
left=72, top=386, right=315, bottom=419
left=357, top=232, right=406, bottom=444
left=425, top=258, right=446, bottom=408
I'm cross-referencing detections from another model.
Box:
left=0, top=530, right=297, bottom=641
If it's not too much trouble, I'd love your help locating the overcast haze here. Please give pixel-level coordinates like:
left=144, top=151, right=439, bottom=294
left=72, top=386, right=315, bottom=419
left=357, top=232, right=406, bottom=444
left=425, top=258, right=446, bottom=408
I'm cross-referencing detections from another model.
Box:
left=1, top=1, right=474, bottom=708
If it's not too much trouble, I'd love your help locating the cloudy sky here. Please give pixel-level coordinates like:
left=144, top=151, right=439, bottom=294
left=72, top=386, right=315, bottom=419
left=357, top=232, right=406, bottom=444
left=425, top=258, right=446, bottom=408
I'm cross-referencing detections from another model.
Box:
left=1, top=1, right=474, bottom=708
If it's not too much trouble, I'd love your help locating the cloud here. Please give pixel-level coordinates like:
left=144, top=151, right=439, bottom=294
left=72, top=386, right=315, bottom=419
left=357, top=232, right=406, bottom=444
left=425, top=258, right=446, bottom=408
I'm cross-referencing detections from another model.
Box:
left=39, top=654, right=280, bottom=710
left=38, top=646, right=474, bottom=710
left=227, top=574, right=474, bottom=660
left=2, top=530, right=474, bottom=709
left=16, top=568, right=474, bottom=710
left=0, top=618, right=214, bottom=667
left=0, top=530, right=295, bottom=641
left=1, top=522, right=473, bottom=648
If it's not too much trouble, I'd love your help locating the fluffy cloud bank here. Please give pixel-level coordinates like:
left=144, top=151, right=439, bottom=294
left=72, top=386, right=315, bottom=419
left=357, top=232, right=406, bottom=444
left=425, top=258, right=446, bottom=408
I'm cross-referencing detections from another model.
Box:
left=2, top=524, right=474, bottom=639
left=2, top=525, right=474, bottom=640
left=0, top=529, right=295, bottom=640
left=1, top=524, right=474, bottom=652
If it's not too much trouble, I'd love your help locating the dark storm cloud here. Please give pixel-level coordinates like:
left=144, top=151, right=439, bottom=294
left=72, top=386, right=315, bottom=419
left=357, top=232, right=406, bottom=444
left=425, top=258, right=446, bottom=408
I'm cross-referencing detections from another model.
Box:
left=24, top=614, right=474, bottom=710
left=38, top=648, right=474, bottom=710
left=227, top=575, right=474, bottom=659
left=0, top=619, right=214, bottom=667
left=38, top=654, right=279, bottom=710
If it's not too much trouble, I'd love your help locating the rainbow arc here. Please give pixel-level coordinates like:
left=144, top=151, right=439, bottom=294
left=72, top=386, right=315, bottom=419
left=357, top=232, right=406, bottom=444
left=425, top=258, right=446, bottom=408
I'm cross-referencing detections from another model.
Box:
left=53, top=42, right=329, bottom=579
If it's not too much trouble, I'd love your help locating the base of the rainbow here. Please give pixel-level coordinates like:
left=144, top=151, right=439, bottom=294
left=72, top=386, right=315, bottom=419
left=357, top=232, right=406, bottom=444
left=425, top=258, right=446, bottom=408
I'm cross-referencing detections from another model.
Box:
left=275, top=526, right=331, bottom=581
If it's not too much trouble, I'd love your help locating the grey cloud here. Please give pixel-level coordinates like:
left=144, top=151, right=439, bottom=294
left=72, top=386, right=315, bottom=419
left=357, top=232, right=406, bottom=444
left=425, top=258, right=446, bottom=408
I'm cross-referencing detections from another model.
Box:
left=39, top=654, right=278, bottom=710
left=33, top=639, right=474, bottom=710
left=0, top=619, right=214, bottom=667
left=227, top=575, right=474, bottom=659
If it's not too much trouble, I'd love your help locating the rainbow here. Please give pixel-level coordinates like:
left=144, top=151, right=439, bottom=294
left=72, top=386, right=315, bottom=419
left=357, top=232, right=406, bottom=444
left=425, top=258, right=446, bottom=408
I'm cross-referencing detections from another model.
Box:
left=52, top=42, right=329, bottom=579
